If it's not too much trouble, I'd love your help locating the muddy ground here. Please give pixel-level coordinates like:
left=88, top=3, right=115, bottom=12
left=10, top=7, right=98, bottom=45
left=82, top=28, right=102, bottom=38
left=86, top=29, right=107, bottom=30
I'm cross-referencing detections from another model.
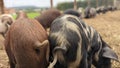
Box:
left=0, top=10, right=120, bottom=68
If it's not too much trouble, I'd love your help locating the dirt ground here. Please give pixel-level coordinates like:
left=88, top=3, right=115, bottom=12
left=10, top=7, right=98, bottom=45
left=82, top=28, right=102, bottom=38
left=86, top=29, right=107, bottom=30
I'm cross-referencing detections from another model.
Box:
left=0, top=10, right=120, bottom=68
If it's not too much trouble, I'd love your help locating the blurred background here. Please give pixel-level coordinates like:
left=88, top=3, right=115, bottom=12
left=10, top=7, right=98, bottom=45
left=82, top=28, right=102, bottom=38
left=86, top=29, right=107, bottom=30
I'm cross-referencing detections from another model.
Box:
left=0, top=0, right=120, bottom=18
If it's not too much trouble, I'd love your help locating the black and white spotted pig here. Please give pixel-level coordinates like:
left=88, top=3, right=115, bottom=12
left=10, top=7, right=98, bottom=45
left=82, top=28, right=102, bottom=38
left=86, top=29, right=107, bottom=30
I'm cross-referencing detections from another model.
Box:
left=84, top=7, right=96, bottom=18
left=48, top=15, right=119, bottom=68
left=64, top=9, right=82, bottom=18
left=83, top=22, right=119, bottom=68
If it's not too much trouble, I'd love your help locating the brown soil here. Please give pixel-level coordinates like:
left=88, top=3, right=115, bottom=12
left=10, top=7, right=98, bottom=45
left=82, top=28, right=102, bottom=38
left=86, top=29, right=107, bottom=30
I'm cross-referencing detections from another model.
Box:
left=0, top=11, right=120, bottom=68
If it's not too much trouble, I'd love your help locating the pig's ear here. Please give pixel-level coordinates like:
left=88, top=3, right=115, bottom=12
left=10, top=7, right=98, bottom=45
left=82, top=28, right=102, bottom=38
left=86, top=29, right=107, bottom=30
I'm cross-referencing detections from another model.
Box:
left=102, top=46, right=119, bottom=62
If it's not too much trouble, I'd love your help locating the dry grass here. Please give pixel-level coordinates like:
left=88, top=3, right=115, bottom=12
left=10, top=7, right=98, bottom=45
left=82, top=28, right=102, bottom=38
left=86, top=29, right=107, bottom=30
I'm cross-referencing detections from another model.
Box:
left=0, top=35, right=9, bottom=68
left=0, top=11, right=120, bottom=68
